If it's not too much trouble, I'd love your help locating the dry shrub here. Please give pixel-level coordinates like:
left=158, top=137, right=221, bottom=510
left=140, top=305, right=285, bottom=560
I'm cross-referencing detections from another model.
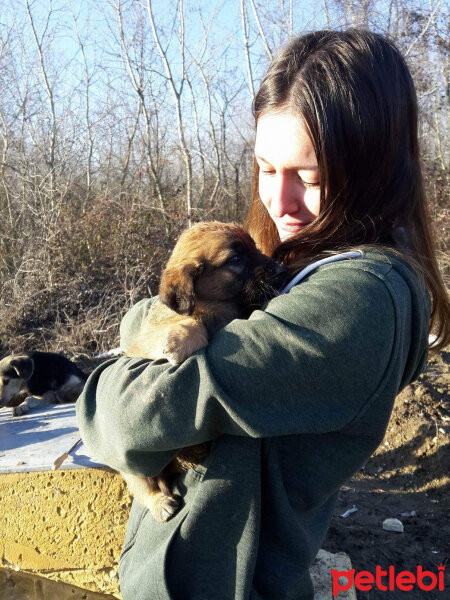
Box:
left=0, top=191, right=173, bottom=356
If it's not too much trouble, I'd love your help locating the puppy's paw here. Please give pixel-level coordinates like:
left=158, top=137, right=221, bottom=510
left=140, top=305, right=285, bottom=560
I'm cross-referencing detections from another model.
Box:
left=12, top=403, right=30, bottom=417
left=162, top=348, right=184, bottom=366
left=149, top=492, right=181, bottom=523
left=162, top=340, right=189, bottom=365
left=163, top=325, right=208, bottom=364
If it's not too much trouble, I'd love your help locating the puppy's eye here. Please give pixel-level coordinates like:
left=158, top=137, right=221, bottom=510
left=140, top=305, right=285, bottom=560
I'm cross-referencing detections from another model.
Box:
left=226, top=255, right=242, bottom=265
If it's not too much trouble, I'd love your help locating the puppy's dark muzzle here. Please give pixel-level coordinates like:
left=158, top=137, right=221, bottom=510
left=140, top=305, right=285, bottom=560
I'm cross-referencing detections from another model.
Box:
left=265, top=261, right=288, bottom=290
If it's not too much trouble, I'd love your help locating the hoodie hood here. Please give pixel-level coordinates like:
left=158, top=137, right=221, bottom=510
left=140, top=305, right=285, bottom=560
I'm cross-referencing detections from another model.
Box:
left=365, top=250, right=430, bottom=390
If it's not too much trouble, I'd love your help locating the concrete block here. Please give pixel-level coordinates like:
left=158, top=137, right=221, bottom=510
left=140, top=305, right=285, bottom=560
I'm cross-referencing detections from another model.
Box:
left=0, top=469, right=130, bottom=598
left=0, top=568, right=116, bottom=600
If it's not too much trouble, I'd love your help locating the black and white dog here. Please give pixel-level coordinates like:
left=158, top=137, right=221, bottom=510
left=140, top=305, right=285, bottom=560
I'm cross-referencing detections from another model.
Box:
left=0, top=351, right=87, bottom=416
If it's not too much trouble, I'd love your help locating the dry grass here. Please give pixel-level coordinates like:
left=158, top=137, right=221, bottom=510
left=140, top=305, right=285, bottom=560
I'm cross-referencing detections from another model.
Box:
left=0, top=194, right=448, bottom=362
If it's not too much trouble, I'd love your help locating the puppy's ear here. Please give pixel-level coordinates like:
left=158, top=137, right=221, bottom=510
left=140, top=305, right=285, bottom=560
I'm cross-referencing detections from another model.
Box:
left=10, top=356, right=34, bottom=381
left=159, top=263, right=202, bottom=316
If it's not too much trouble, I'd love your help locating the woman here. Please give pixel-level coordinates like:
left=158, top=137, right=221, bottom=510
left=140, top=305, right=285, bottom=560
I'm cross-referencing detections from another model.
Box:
left=77, top=29, right=449, bottom=600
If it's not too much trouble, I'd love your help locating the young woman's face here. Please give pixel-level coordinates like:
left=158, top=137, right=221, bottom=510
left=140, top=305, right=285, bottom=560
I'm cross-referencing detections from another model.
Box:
left=255, top=111, right=321, bottom=241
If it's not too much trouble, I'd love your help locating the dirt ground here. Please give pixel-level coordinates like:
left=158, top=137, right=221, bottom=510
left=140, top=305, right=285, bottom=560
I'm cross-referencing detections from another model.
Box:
left=323, top=350, right=449, bottom=599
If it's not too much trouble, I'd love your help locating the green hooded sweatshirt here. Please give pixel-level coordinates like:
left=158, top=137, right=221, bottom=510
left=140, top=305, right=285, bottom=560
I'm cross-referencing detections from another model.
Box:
left=76, top=250, right=430, bottom=600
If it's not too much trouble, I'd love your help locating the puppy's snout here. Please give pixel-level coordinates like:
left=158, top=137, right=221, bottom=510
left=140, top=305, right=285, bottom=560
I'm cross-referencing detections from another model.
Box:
left=264, top=260, right=288, bottom=289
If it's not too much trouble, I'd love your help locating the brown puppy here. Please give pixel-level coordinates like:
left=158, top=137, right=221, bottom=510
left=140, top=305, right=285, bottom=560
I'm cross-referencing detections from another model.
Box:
left=122, top=221, right=287, bottom=522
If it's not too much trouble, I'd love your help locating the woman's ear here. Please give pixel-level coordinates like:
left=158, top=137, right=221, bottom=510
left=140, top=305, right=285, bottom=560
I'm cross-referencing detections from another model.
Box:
left=159, top=263, right=202, bottom=315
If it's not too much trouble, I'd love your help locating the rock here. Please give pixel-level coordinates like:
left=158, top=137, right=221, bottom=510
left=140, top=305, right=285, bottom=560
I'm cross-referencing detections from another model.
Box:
left=382, top=518, right=404, bottom=532
left=310, top=549, right=357, bottom=599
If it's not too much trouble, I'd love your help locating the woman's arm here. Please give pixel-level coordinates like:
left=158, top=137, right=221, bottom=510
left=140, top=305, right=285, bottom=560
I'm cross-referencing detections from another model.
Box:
left=76, top=259, right=425, bottom=477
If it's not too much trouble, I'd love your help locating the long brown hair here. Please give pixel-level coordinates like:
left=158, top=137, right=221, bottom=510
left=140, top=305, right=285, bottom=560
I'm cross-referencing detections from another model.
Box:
left=244, top=29, right=449, bottom=352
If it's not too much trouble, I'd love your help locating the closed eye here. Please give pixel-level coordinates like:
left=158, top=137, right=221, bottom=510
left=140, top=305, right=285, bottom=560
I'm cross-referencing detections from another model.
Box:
left=259, top=170, right=319, bottom=189
left=301, top=179, right=320, bottom=189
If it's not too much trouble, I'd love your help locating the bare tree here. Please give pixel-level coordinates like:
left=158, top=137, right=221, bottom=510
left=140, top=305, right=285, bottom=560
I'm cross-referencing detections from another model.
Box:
left=241, top=0, right=256, bottom=98
left=248, top=0, right=273, bottom=60
left=70, top=2, right=95, bottom=205
left=116, top=0, right=166, bottom=223
left=147, top=0, right=193, bottom=225
left=25, top=0, right=58, bottom=205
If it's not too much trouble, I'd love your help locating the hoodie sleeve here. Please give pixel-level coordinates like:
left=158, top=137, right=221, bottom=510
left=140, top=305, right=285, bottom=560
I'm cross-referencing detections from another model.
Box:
left=76, top=259, right=427, bottom=477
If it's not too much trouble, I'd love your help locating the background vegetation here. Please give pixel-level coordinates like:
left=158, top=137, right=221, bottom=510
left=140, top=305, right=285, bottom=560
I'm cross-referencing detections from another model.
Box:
left=0, top=0, right=448, bottom=356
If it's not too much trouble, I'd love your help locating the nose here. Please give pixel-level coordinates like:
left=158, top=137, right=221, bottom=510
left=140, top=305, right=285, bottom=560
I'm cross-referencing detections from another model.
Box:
left=265, top=260, right=288, bottom=289
left=270, top=174, right=303, bottom=218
